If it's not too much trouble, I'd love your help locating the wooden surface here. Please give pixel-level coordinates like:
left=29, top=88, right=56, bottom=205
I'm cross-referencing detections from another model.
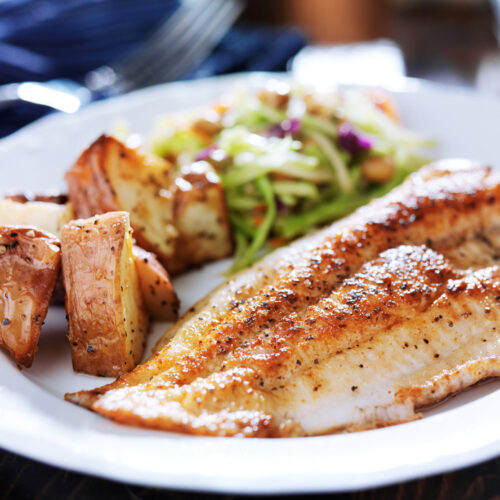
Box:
left=0, top=448, right=498, bottom=499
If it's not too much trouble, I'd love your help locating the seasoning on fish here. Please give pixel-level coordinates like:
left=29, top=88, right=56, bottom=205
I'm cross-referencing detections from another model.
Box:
left=67, top=159, right=500, bottom=437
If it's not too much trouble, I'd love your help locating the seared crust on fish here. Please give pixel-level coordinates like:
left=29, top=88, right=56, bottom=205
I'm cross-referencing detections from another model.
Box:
left=67, top=159, right=500, bottom=436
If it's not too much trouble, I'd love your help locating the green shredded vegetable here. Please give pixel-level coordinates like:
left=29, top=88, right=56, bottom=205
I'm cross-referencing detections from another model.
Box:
left=230, top=175, right=276, bottom=272
left=272, top=180, right=319, bottom=200
left=301, top=112, right=337, bottom=137
left=304, top=129, right=353, bottom=193
left=149, top=82, right=435, bottom=272
left=152, top=129, right=205, bottom=158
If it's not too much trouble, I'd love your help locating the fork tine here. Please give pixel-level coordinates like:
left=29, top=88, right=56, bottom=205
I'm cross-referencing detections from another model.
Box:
left=115, top=0, right=213, bottom=79
left=117, top=0, right=223, bottom=90
left=124, top=0, right=242, bottom=90
left=127, top=2, right=241, bottom=89
left=116, top=0, right=243, bottom=92
left=152, top=0, right=244, bottom=83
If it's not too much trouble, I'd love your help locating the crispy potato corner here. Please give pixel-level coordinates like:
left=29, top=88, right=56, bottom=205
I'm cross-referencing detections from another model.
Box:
left=167, top=161, right=233, bottom=274
left=66, top=134, right=177, bottom=263
left=132, top=245, right=179, bottom=322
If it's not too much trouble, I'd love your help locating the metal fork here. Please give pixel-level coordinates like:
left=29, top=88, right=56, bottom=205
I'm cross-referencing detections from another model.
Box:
left=0, top=0, right=244, bottom=113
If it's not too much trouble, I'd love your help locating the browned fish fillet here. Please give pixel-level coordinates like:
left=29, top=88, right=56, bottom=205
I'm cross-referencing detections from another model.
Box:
left=67, top=159, right=500, bottom=436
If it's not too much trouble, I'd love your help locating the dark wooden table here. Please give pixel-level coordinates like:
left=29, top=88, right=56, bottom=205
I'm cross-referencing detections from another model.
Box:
left=1, top=448, right=498, bottom=500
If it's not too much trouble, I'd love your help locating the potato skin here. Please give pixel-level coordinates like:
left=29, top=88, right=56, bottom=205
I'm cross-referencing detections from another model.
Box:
left=5, top=192, right=68, bottom=205
left=65, top=135, right=121, bottom=218
left=0, top=226, right=61, bottom=367
left=65, top=135, right=177, bottom=264
left=166, top=162, right=233, bottom=274
left=132, top=245, right=179, bottom=322
left=0, top=198, right=73, bottom=305
left=61, top=212, right=149, bottom=377
left=67, top=135, right=234, bottom=275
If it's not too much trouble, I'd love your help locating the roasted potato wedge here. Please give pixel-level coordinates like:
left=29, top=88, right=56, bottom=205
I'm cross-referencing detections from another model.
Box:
left=166, top=161, right=233, bottom=274
left=0, top=198, right=73, bottom=305
left=61, top=211, right=149, bottom=377
left=0, top=199, right=74, bottom=238
left=132, top=246, right=179, bottom=321
left=67, top=135, right=233, bottom=274
left=66, top=135, right=178, bottom=263
left=0, top=226, right=61, bottom=367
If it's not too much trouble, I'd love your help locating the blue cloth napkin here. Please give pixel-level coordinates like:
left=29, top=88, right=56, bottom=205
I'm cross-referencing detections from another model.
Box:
left=0, top=0, right=307, bottom=138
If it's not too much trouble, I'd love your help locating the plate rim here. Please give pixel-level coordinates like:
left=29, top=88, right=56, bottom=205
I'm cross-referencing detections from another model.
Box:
left=2, top=361, right=499, bottom=495
left=0, top=72, right=499, bottom=495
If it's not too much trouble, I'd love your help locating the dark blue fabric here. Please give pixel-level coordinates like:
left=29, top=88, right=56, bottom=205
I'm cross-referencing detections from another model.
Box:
left=0, top=0, right=182, bottom=82
left=185, top=25, right=306, bottom=79
left=0, top=0, right=307, bottom=138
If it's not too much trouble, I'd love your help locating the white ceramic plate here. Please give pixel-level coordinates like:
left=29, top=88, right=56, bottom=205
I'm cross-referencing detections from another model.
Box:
left=0, top=73, right=498, bottom=495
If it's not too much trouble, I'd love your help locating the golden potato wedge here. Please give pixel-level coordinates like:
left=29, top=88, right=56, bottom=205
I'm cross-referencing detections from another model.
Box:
left=132, top=245, right=179, bottom=321
left=61, top=211, right=149, bottom=377
left=0, top=198, right=74, bottom=238
left=0, top=198, right=73, bottom=306
left=67, top=135, right=233, bottom=275
left=166, top=161, right=233, bottom=274
left=65, top=135, right=178, bottom=264
left=0, top=226, right=61, bottom=367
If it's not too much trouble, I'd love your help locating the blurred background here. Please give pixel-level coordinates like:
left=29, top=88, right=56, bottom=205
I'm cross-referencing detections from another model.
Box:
left=0, top=0, right=498, bottom=138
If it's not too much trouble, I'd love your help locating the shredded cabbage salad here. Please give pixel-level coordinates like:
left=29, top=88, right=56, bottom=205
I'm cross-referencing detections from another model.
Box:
left=149, top=80, right=435, bottom=272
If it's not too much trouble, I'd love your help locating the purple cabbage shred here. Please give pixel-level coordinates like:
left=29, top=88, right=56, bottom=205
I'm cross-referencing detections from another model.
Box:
left=195, top=144, right=218, bottom=161
left=338, top=122, right=372, bottom=155
left=267, top=118, right=301, bottom=138
left=276, top=197, right=291, bottom=215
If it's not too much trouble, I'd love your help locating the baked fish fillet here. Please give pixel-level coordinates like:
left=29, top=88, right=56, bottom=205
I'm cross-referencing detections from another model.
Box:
left=67, top=159, right=500, bottom=437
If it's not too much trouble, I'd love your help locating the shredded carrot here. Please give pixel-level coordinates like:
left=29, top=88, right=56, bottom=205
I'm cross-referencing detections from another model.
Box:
left=366, top=89, right=399, bottom=123
left=252, top=215, right=264, bottom=226
left=270, top=173, right=294, bottom=181
left=190, top=127, right=213, bottom=144
left=214, top=103, right=229, bottom=115
left=252, top=204, right=267, bottom=214
left=270, top=236, right=287, bottom=247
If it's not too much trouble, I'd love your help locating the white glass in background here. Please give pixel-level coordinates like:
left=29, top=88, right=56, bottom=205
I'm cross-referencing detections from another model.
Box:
left=492, top=0, right=500, bottom=29
left=476, top=0, right=500, bottom=94
left=290, top=40, right=407, bottom=90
